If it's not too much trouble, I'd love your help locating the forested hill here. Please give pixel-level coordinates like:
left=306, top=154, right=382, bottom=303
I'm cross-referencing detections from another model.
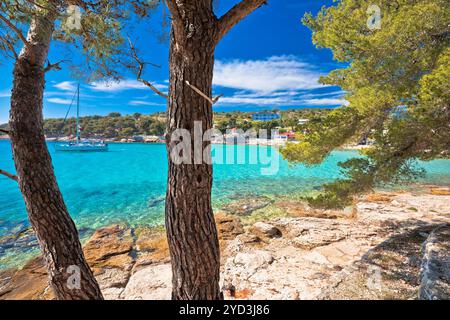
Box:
left=0, top=109, right=332, bottom=139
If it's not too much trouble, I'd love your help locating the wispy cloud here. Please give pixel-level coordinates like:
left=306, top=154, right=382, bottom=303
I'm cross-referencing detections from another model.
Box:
left=0, top=90, right=11, bottom=98
left=300, top=90, right=346, bottom=99
left=218, top=95, right=347, bottom=107
left=54, top=81, right=77, bottom=92
left=212, top=55, right=347, bottom=108
left=128, top=100, right=166, bottom=106
left=217, top=90, right=348, bottom=107
left=303, top=98, right=349, bottom=106
left=47, top=98, right=74, bottom=105
left=213, top=55, right=327, bottom=92
left=90, top=80, right=167, bottom=93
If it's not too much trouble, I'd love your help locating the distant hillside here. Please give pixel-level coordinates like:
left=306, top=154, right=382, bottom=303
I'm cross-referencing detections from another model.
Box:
left=0, top=109, right=333, bottom=139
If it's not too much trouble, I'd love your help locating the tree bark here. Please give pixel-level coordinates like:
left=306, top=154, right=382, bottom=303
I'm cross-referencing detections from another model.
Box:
left=165, top=3, right=220, bottom=300
left=164, top=0, right=266, bottom=301
left=8, top=10, right=103, bottom=300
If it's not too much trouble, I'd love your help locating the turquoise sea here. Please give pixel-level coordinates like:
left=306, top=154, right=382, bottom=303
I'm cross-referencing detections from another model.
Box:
left=0, top=140, right=449, bottom=270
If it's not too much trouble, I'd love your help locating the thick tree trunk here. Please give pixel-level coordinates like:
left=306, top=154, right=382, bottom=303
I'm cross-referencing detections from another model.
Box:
left=8, top=11, right=103, bottom=300
left=165, top=4, right=221, bottom=300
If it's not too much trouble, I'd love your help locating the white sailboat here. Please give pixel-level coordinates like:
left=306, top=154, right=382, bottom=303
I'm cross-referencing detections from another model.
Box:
left=54, top=84, right=108, bottom=152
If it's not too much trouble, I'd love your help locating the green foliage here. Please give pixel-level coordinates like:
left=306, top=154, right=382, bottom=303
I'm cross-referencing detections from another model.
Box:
left=213, top=109, right=332, bottom=133
left=1, top=109, right=334, bottom=139
left=283, top=0, right=450, bottom=208
left=0, top=0, right=160, bottom=79
left=282, top=107, right=362, bottom=165
left=42, top=113, right=166, bottom=138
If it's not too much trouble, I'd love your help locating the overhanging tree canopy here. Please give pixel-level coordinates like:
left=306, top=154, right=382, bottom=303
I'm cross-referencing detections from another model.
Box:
left=0, top=0, right=155, bottom=299
left=281, top=0, right=449, bottom=208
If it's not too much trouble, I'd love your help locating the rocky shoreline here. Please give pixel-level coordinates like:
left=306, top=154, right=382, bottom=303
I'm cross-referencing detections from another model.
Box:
left=0, top=186, right=449, bottom=300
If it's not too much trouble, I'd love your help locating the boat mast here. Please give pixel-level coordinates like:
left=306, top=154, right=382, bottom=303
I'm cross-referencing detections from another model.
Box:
left=76, top=83, right=80, bottom=142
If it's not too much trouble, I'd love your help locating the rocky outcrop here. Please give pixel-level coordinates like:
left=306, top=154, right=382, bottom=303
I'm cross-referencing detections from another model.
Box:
left=121, top=264, right=172, bottom=300
left=222, top=196, right=273, bottom=216
left=1, top=190, right=449, bottom=300
left=216, top=214, right=245, bottom=240
left=83, top=225, right=135, bottom=274
left=273, top=200, right=355, bottom=219
left=0, top=213, right=246, bottom=300
left=273, top=218, right=355, bottom=250
left=221, top=216, right=376, bottom=300
left=250, top=222, right=282, bottom=240
left=221, top=192, right=450, bottom=300
left=429, top=187, right=450, bottom=196
left=419, top=225, right=450, bottom=300
left=0, top=257, right=53, bottom=300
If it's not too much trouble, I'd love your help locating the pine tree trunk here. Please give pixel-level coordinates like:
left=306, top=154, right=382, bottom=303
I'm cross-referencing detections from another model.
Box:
left=8, top=11, right=103, bottom=300
left=165, top=5, right=222, bottom=300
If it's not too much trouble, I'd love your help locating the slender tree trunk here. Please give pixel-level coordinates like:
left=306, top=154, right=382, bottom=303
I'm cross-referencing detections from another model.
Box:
left=165, top=3, right=221, bottom=300
left=8, top=10, right=103, bottom=300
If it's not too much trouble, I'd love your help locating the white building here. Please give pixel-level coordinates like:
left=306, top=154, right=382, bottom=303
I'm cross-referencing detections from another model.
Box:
left=298, top=119, right=310, bottom=125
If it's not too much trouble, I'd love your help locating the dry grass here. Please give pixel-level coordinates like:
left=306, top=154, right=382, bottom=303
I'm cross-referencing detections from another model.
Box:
left=365, top=192, right=396, bottom=202
left=430, top=187, right=450, bottom=196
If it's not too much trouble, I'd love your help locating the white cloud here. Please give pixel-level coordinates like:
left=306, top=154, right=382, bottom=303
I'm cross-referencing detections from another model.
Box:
left=213, top=56, right=327, bottom=93
left=54, top=81, right=77, bottom=92
left=303, top=98, right=349, bottom=106
left=47, top=98, right=73, bottom=105
left=90, top=80, right=167, bottom=92
left=128, top=100, right=165, bottom=106
left=211, top=56, right=348, bottom=107
left=301, top=90, right=346, bottom=99
left=219, top=96, right=291, bottom=106
left=0, top=90, right=11, bottom=98
left=217, top=91, right=348, bottom=107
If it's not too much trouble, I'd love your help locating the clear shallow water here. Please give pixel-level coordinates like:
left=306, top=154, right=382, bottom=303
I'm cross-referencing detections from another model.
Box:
left=0, top=140, right=449, bottom=269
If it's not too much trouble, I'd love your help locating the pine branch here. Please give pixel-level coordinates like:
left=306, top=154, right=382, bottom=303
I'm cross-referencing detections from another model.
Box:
left=44, top=59, right=68, bottom=73
left=0, top=169, right=18, bottom=182
left=185, top=81, right=223, bottom=105
left=0, top=13, right=30, bottom=47
left=127, top=37, right=168, bottom=99
left=216, top=0, right=267, bottom=43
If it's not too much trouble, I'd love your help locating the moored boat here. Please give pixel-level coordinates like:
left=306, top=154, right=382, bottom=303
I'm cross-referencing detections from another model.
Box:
left=54, top=140, right=108, bottom=152
left=54, top=83, right=108, bottom=152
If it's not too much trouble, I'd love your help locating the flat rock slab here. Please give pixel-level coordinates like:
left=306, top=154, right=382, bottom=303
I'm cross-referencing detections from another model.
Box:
left=0, top=257, right=52, bottom=300
left=419, top=225, right=450, bottom=300
left=120, top=264, right=172, bottom=300
left=250, top=222, right=282, bottom=239
left=222, top=196, right=273, bottom=216
left=83, top=225, right=135, bottom=272
left=272, top=217, right=354, bottom=250
left=96, top=268, right=130, bottom=290
left=221, top=193, right=450, bottom=300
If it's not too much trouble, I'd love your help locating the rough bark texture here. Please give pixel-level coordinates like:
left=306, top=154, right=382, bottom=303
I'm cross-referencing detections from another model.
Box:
left=165, top=1, right=221, bottom=300
left=164, top=0, right=266, bottom=300
left=8, top=10, right=103, bottom=300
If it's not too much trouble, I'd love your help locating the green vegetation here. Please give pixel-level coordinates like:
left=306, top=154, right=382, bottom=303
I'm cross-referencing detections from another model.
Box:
left=43, top=112, right=166, bottom=138
left=214, top=109, right=331, bottom=133
left=1, top=108, right=332, bottom=139
left=282, top=0, right=450, bottom=208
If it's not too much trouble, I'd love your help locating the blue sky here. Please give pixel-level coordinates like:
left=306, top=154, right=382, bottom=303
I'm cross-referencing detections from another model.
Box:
left=0, top=0, right=346, bottom=124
